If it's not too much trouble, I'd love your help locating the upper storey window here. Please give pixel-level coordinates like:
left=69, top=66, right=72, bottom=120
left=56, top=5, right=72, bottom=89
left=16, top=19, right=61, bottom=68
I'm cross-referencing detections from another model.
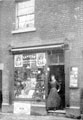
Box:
left=16, top=0, right=35, bottom=31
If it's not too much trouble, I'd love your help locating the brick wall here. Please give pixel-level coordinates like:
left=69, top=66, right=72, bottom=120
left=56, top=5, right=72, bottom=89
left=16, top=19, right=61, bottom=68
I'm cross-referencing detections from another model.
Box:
left=0, top=0, right=83, bottom=116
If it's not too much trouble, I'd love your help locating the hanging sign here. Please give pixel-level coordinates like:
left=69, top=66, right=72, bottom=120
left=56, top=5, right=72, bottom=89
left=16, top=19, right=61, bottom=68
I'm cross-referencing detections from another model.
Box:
left=36, top=53, right=46, bottom=67
left=70, top=67, right=78, bottom=88
left=14, top=55, right=23, bottom=67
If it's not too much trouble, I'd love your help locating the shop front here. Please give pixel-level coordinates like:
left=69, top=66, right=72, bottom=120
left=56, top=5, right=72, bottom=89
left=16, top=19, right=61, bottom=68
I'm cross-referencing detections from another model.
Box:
left=12, top=44, right=65, bottom=114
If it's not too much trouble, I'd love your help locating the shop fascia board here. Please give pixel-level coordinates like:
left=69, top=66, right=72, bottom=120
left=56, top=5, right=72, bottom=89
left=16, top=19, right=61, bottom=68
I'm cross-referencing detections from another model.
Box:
left=11, top=43, right=64, bottom=52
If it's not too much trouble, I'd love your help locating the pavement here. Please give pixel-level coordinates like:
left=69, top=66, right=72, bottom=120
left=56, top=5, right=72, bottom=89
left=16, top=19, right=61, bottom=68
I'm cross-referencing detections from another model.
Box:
left=0, top=113, right=81, bottom=120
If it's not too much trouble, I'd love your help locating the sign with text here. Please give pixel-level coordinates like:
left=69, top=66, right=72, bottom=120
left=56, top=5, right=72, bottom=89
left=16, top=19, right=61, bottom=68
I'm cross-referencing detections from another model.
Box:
left=36, top=53, right=46, bottom=67
left=14, top=55, right=23, bottom=67
left=14, top=102, right=31, bottom=114
left=70, top=67, right=78, bottom=88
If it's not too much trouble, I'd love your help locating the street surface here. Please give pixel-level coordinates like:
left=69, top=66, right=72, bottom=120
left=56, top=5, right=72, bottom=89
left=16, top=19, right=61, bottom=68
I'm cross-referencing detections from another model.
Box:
left=0, top=113, right=80, bottom=120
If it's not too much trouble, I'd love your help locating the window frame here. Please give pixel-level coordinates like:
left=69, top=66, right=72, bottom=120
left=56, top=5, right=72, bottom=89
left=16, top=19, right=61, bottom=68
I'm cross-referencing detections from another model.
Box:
left=12, top=0, right=36, bottom=34
left=14, top=53, right=46, bottom=102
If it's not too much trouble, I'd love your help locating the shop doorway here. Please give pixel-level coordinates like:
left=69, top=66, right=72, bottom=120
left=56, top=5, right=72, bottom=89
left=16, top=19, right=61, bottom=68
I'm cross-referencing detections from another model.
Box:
left=47, top=65, right=65, bottom=110
left=0, top=70, right=2, bottom=109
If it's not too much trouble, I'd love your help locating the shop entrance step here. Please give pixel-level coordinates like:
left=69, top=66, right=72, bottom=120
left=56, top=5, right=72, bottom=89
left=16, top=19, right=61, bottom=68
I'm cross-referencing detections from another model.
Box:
left=47, top=110, right=66, bottom=116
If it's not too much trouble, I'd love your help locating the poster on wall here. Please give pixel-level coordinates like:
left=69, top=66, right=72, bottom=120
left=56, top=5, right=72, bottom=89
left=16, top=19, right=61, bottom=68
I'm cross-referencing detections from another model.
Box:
left=36, top=53, right=46, bottom=67
left=14, top=55, right=23, bottom=67
left=70, top=67, right=78, bottom=88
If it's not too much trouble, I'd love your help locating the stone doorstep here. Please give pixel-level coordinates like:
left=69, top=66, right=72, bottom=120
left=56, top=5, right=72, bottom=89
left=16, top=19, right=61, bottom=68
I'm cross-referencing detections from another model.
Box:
left=48, top=110, right=66, bottom=114
left=31, top=104, right=66, bottom=115
left=47, top=110, right=66, bottom=117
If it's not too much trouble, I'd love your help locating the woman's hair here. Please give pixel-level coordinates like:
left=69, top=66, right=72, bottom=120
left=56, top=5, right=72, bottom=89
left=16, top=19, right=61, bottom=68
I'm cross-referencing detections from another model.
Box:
left=51, top=74, right=55, bottom=79
left=50, top=74, right=56, bottom=82
left=51, top=74, right=55, bottom=77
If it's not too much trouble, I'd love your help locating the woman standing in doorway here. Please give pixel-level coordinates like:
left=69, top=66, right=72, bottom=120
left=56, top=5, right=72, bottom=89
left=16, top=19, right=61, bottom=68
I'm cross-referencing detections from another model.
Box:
left=46, top=74, right=61, bottom=111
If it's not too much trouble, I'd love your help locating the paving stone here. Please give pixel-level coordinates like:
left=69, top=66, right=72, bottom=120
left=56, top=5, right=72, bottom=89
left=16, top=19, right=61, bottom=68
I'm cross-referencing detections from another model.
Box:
left=0, top=113, right=79, bottom=120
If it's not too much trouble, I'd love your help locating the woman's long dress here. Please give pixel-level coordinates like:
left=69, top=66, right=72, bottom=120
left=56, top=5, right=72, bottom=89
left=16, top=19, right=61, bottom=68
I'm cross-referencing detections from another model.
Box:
left=46, top=81, right=61, bottom=110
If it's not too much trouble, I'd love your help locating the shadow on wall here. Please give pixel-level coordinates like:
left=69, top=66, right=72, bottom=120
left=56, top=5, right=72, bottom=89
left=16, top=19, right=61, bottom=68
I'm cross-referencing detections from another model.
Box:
left=0, top=91, right=2, bottom=108
left=80, top=88, right=83, bottom=114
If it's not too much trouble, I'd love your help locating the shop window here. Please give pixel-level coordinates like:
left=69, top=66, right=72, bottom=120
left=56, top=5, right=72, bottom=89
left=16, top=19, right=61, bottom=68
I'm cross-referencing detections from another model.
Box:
left=15, top=0, right=35, bottom=30
left=59, top=52, right=64, bottom=63
left=48, top=50, right=64, bottom=65
left=14, top=53, right=46, bottom=101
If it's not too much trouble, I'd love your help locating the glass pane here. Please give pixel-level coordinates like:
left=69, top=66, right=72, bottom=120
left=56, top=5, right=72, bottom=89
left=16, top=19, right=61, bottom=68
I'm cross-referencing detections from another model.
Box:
left=28, top=21, right=34, bottom=28
left=48, top=54, right=58, bottom=64
left=18, top=21, right=34, bottom=29
left=16, top=0, right=35, bottom=29
left=18, top=0, right=34, bottom=9
left=17, top=7, right=34, bottom=16
left=26, top=14, right=34, bottom=21
left=18, top=14, right=34, bottom=29
left=18, top=2, right=25, bottom=9
left=19, top=16, right=26, bottom=23
left=59, top=52, right=64, bottom=63
left=14, top=53, right=46, bottom=101
left=18, top=22, right=26, bottom=29
left=18, top=1, right=29, bottom=9
left=27, top=7, right=34, bottom=14
left=18, top=8, right=27, bottom=16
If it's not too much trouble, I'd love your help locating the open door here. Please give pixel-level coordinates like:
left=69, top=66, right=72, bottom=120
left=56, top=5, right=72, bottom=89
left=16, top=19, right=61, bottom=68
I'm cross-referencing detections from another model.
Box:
left=47, top=65, right=65, bottom=110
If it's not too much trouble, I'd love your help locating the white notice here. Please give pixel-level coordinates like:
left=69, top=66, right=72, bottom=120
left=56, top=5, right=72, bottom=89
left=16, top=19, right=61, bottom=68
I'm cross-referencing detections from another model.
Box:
left=14, top=102, right=31, bottom=115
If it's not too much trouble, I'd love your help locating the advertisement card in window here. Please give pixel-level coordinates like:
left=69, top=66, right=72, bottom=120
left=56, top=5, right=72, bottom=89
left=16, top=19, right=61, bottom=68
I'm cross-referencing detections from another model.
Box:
left=14, top=55, right=23, bottom=67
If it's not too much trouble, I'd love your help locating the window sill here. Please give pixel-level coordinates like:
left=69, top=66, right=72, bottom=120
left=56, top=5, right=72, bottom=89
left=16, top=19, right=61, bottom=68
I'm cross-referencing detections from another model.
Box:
left=12, top=27, right=36, bottom=34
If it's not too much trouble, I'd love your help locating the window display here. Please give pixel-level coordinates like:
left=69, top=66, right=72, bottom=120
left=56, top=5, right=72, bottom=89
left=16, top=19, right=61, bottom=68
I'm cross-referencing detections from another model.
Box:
left=14, top=53, right=46, bottom=101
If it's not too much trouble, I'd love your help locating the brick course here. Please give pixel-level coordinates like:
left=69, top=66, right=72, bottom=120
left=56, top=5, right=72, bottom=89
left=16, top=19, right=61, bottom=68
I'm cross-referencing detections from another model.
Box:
left=0, top=0, right=83, bottom=118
